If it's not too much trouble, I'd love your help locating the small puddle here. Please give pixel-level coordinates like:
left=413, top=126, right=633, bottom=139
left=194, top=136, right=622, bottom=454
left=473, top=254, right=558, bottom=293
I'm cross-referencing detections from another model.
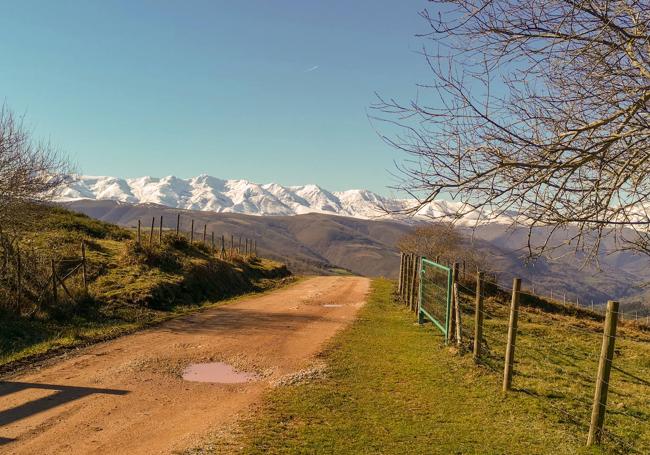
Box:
left=322, top=304, right=343, bottom=308
left=182, top=362, right=259, bottom=384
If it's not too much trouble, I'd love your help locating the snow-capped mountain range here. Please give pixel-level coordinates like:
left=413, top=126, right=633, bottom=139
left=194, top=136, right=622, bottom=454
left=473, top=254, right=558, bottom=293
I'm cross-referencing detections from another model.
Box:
left=56, top=175, right=501, bottom=223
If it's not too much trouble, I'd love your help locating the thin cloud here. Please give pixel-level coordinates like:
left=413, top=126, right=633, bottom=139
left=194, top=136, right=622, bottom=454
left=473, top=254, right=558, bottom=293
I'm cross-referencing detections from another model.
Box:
left=304, top=65, right=319, bottom=73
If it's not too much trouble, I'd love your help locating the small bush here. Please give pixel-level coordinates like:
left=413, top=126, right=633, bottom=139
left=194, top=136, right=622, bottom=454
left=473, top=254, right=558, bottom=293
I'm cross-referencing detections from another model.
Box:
left=191, top=241, right=213, bottom=255
left=162, top=232, right=190, bottom=250
left=123, top=240, right=181, bottom=271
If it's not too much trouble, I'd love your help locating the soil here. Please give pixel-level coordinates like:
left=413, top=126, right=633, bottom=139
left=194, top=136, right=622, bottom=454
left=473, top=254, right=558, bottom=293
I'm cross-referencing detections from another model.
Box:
left=0, top=276, right=370, bottom=454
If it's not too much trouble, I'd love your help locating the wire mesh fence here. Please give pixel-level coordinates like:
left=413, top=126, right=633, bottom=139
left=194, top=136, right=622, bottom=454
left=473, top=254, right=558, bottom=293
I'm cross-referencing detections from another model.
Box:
left=456, top=273, right=650, bottom=453
left=418, top=259, right=452, bottom=337
left=396, top=253, right=650, bottom=453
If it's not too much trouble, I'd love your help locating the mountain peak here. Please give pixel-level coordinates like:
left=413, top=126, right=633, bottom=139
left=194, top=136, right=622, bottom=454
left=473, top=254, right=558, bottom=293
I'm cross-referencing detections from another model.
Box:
left=55, top=174, right=509, bottom=223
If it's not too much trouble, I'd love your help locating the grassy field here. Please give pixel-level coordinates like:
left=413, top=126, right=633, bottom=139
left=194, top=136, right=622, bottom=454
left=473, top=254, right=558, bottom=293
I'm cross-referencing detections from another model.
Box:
left=209, top=279, right=649, bottom=455
left=0, top=206, right=291, bottom=372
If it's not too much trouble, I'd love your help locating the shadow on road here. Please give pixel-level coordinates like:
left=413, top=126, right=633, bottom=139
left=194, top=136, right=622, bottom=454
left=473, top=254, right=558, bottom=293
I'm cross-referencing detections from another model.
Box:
left=0, top=381, right=128, bottom=430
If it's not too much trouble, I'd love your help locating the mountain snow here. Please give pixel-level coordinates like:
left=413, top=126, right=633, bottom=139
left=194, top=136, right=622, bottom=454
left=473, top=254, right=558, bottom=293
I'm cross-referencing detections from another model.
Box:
left=56, top=175, right=508, bottom=223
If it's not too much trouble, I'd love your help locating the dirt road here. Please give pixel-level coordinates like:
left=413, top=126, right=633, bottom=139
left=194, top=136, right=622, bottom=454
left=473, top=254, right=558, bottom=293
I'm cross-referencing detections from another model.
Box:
left=0, top=276, right=370, bottom=454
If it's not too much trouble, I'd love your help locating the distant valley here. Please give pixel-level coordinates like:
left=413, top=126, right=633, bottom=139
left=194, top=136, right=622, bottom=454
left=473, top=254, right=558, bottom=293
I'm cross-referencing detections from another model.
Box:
left=64, top=199, right=650, bottom=315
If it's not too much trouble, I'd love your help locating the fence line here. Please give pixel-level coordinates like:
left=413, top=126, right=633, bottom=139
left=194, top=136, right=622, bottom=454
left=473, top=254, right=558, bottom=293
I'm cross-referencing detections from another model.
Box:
left=1, top=213, right=263, bottom=313
left=134, top=213, right=259, bottom=260
left=396, top=254, right=650, bottom=453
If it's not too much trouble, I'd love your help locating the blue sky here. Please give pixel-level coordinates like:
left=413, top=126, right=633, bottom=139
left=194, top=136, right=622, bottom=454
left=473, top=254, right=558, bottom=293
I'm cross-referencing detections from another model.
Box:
left=0, top=1, right=433, bottom=195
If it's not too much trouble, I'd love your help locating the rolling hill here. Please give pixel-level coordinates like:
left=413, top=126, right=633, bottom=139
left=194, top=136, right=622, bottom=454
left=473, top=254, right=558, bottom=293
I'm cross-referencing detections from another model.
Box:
left=62, top=200, right=650, bottom=315
left=61, top=199, right=412, bottom=277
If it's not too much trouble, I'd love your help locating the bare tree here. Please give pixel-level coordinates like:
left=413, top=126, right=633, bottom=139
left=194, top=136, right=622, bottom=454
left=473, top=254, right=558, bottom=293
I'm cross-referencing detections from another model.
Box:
left=0, top=105, right=70, bottom=231
left=374, top=0, right=650, bottom=261
left=398, top=223, right=487, bottom=272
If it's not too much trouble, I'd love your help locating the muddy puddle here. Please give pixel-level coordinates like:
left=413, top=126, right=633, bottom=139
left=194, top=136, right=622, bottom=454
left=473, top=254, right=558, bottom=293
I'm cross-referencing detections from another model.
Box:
left=182, top=362, right=259, bottom=384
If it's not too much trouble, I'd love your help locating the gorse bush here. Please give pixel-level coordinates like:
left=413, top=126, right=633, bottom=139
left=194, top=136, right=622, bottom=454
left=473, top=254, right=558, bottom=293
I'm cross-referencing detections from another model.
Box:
left=162, top=232, right=190, bottom=250
left=123, top=239, right=182, bottom=271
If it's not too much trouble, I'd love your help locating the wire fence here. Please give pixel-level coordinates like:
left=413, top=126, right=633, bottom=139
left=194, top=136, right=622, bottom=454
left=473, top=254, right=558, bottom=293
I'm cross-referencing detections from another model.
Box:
left=396, top=253, right=650, bottom=453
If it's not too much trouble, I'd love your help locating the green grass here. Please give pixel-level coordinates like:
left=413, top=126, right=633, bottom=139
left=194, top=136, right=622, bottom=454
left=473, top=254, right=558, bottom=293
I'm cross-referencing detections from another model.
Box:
left=211, top=279, right=649, bottom=455
left=0, top=206, right=292, bottom=372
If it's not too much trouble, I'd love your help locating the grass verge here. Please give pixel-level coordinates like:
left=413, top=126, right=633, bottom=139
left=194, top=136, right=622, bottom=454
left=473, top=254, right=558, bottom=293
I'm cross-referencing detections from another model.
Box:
left=213, top=279, right=627, bottom=454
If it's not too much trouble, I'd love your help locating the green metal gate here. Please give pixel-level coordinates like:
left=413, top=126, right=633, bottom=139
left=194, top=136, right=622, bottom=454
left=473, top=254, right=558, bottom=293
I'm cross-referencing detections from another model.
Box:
left=418, top=259, right=452, bottom=340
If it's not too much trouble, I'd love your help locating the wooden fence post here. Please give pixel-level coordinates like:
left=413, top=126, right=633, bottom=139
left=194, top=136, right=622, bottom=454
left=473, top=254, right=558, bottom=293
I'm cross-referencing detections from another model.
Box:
left=452, top=263, right=462, bottom=344
left=587, top=300, right=619, bottom=446
left=230, top=235, right=234, bottom=258
left=190, top=220, right=194, bottom=242
left=159, top=215, right=163, bottom=243
left=503, top=277, right=521, bottom=392
left=404, top=254, right=412, bottom=305
left=399, top=254, right=405, bottom=301
left=203, top=225, right=207, bottom=244
left=211, top=232, right=215, bottom=253
left=16, top=247, right=21, bottom=307
left=149, top=217, right=155, bottom=247
left=410, top=256, right=420, bottom=312
left=398, top=252, right=404, bottom=296
left=51, top=259, right=58, bottom=303
left=176, top=213, right=180, bottom=236
left=221, top=235, right=225, bottom=258
left=473, top=271, right=484, bottom=361
left=448, top=263, right=459, bottom=341
left=81, top=240, right=88, bottom=294
left=137, top=220, right=141, bottom=244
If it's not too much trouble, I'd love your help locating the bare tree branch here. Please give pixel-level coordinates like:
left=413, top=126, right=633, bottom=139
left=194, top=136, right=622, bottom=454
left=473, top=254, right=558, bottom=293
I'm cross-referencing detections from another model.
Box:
left=373, top=0, right=650, bottom=262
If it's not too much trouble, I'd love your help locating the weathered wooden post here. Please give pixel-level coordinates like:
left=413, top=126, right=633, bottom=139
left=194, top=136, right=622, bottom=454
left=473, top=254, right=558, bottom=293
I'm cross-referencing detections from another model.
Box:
left=448, top=263, right=458, bottom=341
left=190, top=219, right=194, bottom=242
left=51, top=259, right=58, bottom=303
left=452, top=263, right=462, bottom=344
left=404, top=253, right=415, bottom=306
left=211, top=232, right=215, bottom=253
left=503, top=277, right=521, bottom=391
left=397, top=252, right=404, bottom=296
left=587, top=300, right=619, bottom=446
left=137, top=220, right=141, bottom=244
left=203, top=224, right=207, bottom=244
left=221, top=235, right=225, bottom=258
left=149, top=217, right=155, bottom=246
left=230, top=235, right=234, bottom=259
left=404, top=254, right=412, bottom=305
left=473, top=271, right=484, bottom=361
left=81, top=240, right=88, bottom=294
left=159, top=215, right=163, bottom=243
left=16, top=247, right=21, bottom=307
left=176, top=213, right=180, bottom=236
left=410, top=256, right=420, bottom=312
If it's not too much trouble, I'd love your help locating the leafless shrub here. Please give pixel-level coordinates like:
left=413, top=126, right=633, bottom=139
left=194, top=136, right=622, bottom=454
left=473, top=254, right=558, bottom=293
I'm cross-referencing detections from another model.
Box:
left=374, top=1, right=650, bottom=263
left=398, top=223, right=487, bottom=272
